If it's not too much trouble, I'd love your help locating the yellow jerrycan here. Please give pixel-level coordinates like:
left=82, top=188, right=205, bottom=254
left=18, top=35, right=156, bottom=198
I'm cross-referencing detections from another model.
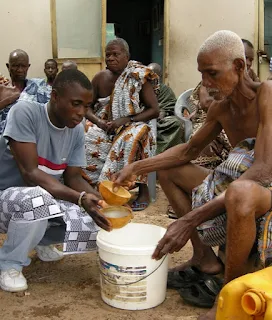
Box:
left=216, top=267, right=272, bottom=320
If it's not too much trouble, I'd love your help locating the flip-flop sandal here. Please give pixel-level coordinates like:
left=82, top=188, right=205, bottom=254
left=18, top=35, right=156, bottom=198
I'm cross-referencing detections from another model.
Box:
left=131, top=201, right=149, bottom=212
left=167, top=266, right=223, bottom=289
left=178, top=280, right=219, bottom=308
left=167, top=205, right=178, bottom=219
left=167, top=267, right=199, bottom=289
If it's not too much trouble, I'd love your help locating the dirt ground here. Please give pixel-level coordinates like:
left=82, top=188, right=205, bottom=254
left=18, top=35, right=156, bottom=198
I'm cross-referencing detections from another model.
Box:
left=0, top=187, right=204, bottom=320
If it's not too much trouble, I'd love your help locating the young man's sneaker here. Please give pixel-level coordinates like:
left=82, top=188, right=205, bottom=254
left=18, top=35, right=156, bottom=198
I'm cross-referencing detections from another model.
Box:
left=35, top=245, right=64, bottom=262
left=0, top=269, right=28, bottom=292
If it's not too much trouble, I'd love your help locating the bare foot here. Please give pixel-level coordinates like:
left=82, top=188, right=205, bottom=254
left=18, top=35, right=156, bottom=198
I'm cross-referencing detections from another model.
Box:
left=170, top=249, right=223, bottom=275
left=131, top=184, right=150, bottom=210
left=198, top=303, right=217, bottom=320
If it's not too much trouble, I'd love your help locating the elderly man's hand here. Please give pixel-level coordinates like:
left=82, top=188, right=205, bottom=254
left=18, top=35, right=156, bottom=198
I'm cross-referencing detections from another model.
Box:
left=82, top=193, right=112, bottom=231
left=106, top=117, right=130, bottom=134
left=152, top=217, right=195, bottom=260
left=112, top=164, right=137, bottom=191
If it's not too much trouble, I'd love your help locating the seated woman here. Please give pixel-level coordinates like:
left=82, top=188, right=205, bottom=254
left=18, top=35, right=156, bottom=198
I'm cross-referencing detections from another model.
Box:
left=83, top=38, right=159, bottom=211
left=147, top=62, right=184, bottom=154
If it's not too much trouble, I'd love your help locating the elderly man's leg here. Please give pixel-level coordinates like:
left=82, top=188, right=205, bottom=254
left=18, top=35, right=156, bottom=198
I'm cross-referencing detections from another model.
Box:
left=0, top=220, right=48, bottom=292
left=198, top=180, right=272, bottom=320
left=224, top=180, right=271, bottom=282
left=158, top=163, right=222, bottom=274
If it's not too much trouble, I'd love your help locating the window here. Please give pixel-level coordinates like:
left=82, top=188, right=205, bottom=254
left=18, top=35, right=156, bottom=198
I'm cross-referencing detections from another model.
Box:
left=52, top=0, right=102, bottom=59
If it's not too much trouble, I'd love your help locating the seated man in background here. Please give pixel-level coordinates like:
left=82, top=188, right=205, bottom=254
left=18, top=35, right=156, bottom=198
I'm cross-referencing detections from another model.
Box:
left=0, top=49, right=52, bottom=134
left=147, top=62, right=184, bottom=154
left=242, top=38, right=260, bottom=82
left=112, top=30, right=272, bottom=320
left=44, top=58, right=58, bottom=86
left=0, top=69, right=111, bottom=293
left=62, top=60, right=78, bottom=71
left=83, top=38, right=159, bottom=211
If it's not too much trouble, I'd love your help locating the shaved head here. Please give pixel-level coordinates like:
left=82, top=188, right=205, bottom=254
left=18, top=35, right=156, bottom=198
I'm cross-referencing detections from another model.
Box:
left=148, top=63, right=162, bottom=77
left=198, top=30, right=245, bottom=64
left=7, top=49, right=30, bottom=82
left=9, top=49, right=29, bottom=63
left=62, top=60, right=78, bottom=71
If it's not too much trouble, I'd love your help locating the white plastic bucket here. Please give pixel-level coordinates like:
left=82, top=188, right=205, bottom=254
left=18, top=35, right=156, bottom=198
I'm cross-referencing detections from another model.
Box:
left=97, top=223, right=169, bottom=310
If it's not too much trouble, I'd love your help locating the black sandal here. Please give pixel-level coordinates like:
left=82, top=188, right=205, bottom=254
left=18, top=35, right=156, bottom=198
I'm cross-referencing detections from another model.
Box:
left=167, top=266, right=222, bottom=289
left=167, top=267, right=199, bottom=289
left=178, top=280, right=220, bottom=308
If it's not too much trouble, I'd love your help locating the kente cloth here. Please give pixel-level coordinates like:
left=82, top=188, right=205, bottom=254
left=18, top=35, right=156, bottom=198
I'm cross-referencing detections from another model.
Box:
left=156, top=83, right=184, bottom=154
left=83, top=61, right=159, bottom=185
left=0, top=78, right=51, bottom=134
left=192, top=138, right=272, bottom=267
left=0, top=186, right=99, bottom=254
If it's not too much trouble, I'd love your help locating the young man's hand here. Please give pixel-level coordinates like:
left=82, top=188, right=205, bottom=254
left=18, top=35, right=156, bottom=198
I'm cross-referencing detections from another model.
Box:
left=82, top=193, right=112, bottom=231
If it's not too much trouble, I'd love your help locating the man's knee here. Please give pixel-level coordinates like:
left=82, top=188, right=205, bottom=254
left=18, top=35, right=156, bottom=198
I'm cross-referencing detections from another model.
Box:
left=225, top=180, right=258, bottom=216
left=157, top=169, right=171, bottom=182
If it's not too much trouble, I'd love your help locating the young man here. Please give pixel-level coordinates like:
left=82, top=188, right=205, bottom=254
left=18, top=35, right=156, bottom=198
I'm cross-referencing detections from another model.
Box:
left=112, top=30, right=272, bottom=320
left=44, top=59, right=58, bottom=86
left=0, top=69, right=111, bottom=293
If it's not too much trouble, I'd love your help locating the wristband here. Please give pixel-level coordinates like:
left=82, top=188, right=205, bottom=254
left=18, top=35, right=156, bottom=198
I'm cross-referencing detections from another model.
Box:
left=78, top=191, right=87, bottom=208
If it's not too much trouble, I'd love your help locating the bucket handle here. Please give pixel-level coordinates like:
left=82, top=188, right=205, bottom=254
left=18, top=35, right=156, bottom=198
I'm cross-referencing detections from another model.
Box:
left=100, top=255, right=168, bottom=286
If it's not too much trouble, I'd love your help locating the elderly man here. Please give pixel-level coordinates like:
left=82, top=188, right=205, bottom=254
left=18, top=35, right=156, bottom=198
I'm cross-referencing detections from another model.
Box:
left=61, top=60, right=78, bottom=71
left=83, top=38, right=159, bottom=211
left=0, top=69, right=111, bottom=293
left=112, top=30, right=272, bottom=320
left=147, top=62, right=184, bottom=154
left=0, top=49, right=52, bottom=134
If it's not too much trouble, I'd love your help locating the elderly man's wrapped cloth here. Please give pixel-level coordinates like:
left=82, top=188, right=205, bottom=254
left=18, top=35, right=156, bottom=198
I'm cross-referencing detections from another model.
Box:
left=83, top=60, right=159, bottom=185
left=193, top=138, right=272, bottom=268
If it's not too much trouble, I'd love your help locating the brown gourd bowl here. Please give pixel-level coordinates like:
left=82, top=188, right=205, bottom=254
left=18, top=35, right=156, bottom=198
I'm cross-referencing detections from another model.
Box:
left=99, top=180, right=131, bottom=206
left=101, top=206, right=134, bottom=229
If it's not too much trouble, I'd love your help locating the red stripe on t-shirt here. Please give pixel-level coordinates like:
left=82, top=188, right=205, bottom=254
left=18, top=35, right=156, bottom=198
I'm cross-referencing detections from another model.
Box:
left=38, top=156, right=67, bottom=170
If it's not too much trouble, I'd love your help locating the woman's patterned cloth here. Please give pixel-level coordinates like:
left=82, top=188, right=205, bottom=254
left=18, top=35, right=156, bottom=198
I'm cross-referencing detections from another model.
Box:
left=192, top=138, right=272, bottom=267
left=83, top=61, right=159, bottom=185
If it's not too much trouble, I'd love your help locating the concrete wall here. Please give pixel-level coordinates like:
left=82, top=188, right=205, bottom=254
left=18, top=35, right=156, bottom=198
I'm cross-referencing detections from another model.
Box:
left=0, top=0, right=52, bottom=79
left=168, top=0, right=257, bottom=95
left=0, top=0, right=257, bottom=88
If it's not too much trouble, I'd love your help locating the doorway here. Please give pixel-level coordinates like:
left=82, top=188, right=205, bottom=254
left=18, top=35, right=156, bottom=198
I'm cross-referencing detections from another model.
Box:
left=107, top=0, right=164, bottom=69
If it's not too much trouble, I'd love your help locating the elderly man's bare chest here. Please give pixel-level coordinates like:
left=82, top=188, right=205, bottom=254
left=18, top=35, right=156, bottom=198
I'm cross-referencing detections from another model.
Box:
left=219, top=103, right=259, bottom=147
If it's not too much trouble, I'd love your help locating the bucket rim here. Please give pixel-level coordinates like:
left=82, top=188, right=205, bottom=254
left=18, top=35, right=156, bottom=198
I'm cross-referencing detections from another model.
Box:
left=97, top=223, right=166, bottom=255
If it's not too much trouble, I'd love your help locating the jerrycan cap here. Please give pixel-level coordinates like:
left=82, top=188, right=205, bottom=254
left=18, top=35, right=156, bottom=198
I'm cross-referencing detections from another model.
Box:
left=241, top=289, right=266, bottom=316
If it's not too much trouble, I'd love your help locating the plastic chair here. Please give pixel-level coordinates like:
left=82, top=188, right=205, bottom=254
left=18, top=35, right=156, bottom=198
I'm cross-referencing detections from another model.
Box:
left=174, top=88, right=194, bottom=142
left=148, top=118, right=157, bottom=202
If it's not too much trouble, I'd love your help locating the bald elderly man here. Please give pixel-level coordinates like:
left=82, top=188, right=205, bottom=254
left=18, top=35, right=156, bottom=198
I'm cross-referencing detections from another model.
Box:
left=0, top=49, right=51, bottom=134
left=112, top=30, right=272, bottom=320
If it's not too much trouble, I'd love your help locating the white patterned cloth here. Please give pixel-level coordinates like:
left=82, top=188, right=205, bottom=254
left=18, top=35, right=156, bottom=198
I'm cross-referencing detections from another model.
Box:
left=0, top=186, right=99, bottom=254
left=83, top=61, right=159, bottom=185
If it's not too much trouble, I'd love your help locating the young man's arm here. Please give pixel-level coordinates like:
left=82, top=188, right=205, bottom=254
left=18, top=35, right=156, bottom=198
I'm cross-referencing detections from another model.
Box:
left=9, top=140, right=111, bottom=231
